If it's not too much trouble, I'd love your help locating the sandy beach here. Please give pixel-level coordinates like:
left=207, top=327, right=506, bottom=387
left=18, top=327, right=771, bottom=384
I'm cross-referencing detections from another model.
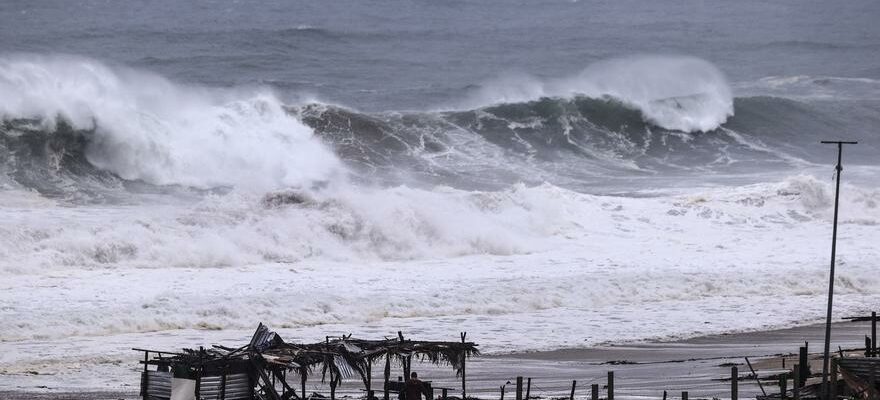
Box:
left=2, top=319, right=874, bottom=400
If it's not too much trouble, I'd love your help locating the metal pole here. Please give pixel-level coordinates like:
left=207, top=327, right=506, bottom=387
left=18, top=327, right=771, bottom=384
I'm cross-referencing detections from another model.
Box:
left=819, top=140, right=857, bottom=400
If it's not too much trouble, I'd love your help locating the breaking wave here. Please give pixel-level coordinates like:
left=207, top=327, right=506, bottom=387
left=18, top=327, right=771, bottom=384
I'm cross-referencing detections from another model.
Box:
left=449, top=55, right=734, bottom=132
left=0, top=54, right=345, bottom=195
left=1, top=53, right=876, bottom=199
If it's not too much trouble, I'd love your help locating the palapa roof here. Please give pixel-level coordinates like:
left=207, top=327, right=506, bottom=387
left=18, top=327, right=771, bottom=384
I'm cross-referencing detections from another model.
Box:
left=139, top=323, right=479, bottom=384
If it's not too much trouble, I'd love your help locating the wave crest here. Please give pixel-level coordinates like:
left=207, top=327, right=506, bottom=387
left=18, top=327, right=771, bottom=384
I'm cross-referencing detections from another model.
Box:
left=451, top=55, right=734, bottom=132
left=0, top=54, right=345, bottom=191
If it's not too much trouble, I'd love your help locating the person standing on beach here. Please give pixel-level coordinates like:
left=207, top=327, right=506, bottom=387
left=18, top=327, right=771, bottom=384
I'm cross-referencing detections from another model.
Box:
left=405, top=372, right=426, bottom=400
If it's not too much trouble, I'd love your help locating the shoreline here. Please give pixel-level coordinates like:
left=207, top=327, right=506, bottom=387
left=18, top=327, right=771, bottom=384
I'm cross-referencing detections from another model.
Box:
left=2, top=319, right=874, bottom=399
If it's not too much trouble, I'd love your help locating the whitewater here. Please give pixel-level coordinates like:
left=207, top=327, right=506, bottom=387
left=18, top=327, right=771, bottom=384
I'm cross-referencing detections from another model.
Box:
left=0, top=51, right=878, bottom=390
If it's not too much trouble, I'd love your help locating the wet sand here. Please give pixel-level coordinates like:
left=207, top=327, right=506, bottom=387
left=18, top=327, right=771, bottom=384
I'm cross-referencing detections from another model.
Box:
left=2, top=320, right=873, bottom=400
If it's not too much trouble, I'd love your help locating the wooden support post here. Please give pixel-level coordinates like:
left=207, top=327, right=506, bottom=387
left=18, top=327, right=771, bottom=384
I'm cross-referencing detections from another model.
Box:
left=442, top=388, right=448, bottom=400
left=142, top=351, right=149, bottom=400
left=195, top=367, right=201, bottom=400
left=661, top=390, right=666, bottom=400
left=384, top=354, right=391, bottom=400
left=221, top=368, right=228, bottom=400
left=607, top=371, right=614, bottom=400
left=500, top=384, right=506, bottom=400
left=331, top=375, right=338, bottom=400
left=798, top=346, right=808, bottom=386
left=301, top=369, right=308, bottom=400
left=591, top=384, right=599, bottom=400
left=526, top=378, right=531, bottom=400
left=461, top=332, right=467, bottom=400
left=731, top=366, right=738, bottom=400
left=681, top=391, right=687, bottom=400
left=369, top=391, right=376, bottom=400
left=871, top=363, right=877, bottom=400
left=779, top=374, right=787, bottom=400
left=569, top=380, right=576, bottom=400
left=516, top=377, right=523, bottom=400
left=873, top=311, right=878, bottom=357
left=745, top=357, right=766, bottom=397
left=866, top=336, right=873, bottom=357
left=792, top=366, right=800, bottom=400
left=366, top=360, right=373, bottom=396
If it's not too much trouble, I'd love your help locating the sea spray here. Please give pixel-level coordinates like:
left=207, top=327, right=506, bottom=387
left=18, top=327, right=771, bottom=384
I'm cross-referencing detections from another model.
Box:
left=0, top=54, right=345, bottom=190
left=452, top=55, right=733, bottom=132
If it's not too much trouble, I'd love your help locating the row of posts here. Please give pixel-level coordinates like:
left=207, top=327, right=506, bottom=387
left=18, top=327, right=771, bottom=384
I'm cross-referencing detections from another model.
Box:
left=500, top=368, right=746, bottom=400
left=502, top=372, right=615, bottom=400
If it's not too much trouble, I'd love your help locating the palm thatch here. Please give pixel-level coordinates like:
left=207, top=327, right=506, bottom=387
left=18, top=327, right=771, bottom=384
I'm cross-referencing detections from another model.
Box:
left=138, top=323, right=479, bottom=397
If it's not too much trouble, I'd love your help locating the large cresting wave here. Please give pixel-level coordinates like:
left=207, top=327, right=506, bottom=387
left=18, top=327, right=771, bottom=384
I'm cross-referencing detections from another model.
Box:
left=451, top=55, right=734, bottom=132
left=2, top=53, right=872, bottom=198
left=0, top=54, right=345, bottom=193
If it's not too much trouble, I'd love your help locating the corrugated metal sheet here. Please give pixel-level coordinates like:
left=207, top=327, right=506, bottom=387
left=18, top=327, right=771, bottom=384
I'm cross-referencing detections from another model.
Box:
left=838, top=358, right=880, bottom=380
left=144, top=370, right=172, bottom=399
left=199, top=372, right=252, bottom=400
left=145, top=370, right=252, bottom=400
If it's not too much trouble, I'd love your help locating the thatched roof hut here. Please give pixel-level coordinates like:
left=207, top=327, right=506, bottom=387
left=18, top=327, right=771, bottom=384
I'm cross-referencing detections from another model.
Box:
left=136, top=323, right=479, bottom=400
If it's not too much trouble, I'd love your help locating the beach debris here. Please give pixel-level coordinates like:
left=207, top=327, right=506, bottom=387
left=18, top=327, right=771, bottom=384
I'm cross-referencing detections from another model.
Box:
left=135, top=323, right=478, bottom=400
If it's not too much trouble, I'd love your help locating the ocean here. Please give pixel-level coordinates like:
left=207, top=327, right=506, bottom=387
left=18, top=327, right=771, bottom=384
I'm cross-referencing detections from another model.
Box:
left=1, top=0, right=879, bottom=391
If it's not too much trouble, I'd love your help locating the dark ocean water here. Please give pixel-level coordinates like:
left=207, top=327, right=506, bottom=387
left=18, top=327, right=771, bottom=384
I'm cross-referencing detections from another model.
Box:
left=3, top=0, right=880, bottom=110
left=1, top=0, right=878, bottom=196
left=5, top=3, right=880, bottom=384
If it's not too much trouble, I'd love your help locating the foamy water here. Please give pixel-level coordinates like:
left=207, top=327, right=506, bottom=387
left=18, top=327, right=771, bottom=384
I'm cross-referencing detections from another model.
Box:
left=2, top=173, right=879, bottom=389
left=0, top=46, right=878, bottom=392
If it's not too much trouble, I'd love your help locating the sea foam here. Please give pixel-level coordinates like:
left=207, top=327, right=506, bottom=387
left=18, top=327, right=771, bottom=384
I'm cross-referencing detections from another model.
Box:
left=453, top=55, right=734, bottom=132
left=0, top=54, right=345, bottom=190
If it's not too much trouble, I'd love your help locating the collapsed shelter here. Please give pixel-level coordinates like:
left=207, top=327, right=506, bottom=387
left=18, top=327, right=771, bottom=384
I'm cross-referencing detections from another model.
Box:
left=137, top=324, right=479, bottom=400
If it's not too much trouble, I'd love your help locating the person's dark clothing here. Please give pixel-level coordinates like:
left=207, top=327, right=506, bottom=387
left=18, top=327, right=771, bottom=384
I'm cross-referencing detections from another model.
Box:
left=405, top=378, right=425, bottom=400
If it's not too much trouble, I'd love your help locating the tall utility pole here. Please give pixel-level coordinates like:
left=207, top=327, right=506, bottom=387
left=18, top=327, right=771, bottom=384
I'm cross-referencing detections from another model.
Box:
left=819, top=140, right=858, bottom=400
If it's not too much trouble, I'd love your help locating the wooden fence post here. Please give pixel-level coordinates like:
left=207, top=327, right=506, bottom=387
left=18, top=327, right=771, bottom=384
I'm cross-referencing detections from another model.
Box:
left=461, top=332, right=467, bottom=400
left=500, top=384, right=506, bottom=400
left=681, top=391, right=687, bottom=400
left=591, top=384, right=598, bottom=400
left=607, top=372, right=614, bottom=400
left=526, top=378, right=531, bottom=400
left=569, top=380, right=576, bottom=400
left=779, top=374, right=787, bottom=400
left=798, top=346, right=808, bottom=386
left=792, top=365, right=800, bottom=400
left=873, top=311, right=878, bottom=357
left=516, top=377, right=523, bottom=400
left=731, top=366, right=738, bottom=400
left=142, top=351, right=149, bottom=400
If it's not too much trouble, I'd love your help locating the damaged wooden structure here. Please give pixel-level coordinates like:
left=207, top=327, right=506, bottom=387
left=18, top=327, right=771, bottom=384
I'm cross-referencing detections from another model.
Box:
left=136, top=324, right=479, bottom=400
